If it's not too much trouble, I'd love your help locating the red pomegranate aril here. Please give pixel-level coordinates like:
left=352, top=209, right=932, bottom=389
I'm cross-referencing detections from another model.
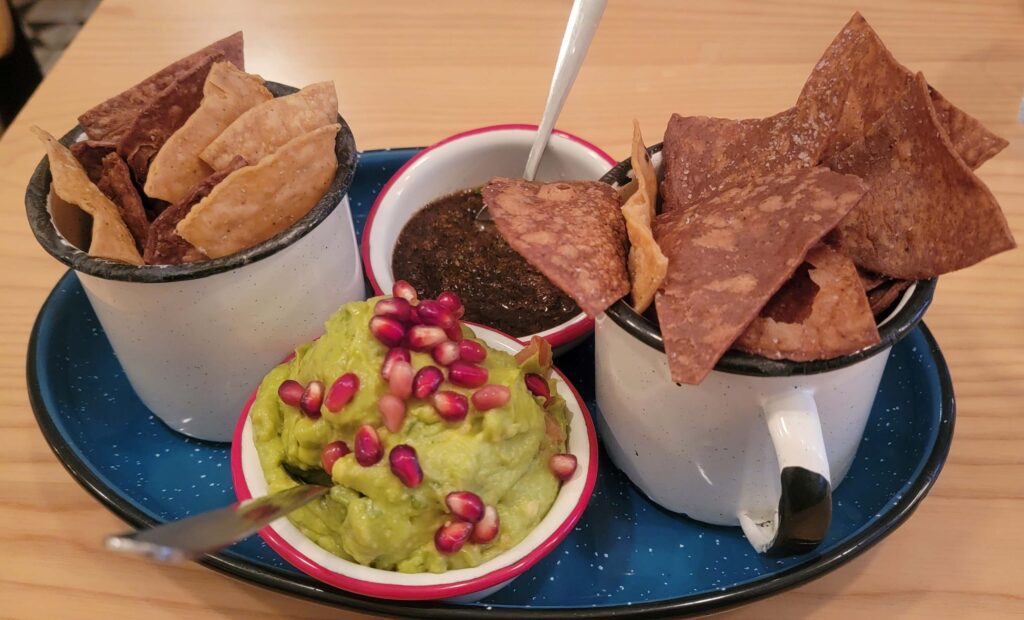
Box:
left=369, top=315, right=406, bottom=347
left=278, top=380, right=304, bottom=407
left=393, top=280, right=419, bottom=306
left=388, top=361, right=413, bottom=399
left=549, top=453, right=578, bottom=481
left=409, top=306, right=422, bottom=325
left=325, top=373, right=359, bottom=412
left=445, top=491, right=485, bottom=523
left=449, top=361, right=488, bottom=388
left=299, top=380, right=324, bottom=418
left=354, top=425, right=383, bottom=466
left=445, top=323, right=464, bottom=342
left=373, top=297, right=412, bottom=323
left=416, top=300, right=456, bottom=329
left=378, top=393, right=407, bottom=433
left=432, top=390, right=469, bottom=422
left=413, top=365, right=444, bottom=399
left=381, top=347, right=411, bottom=380
left=407, top=325, right=447, bottom=351
left=321, top=440, right=350, bottom=474
left=470, top=505, right=499, bottom=543
left=524, top=373, right=552, bottom=402
left=436, top=291, right=465, bottom=318
left=457, top=340, right=487, bottom=364
left=472, top=384, right=511, bottom=411
left=434, top=520, right=473, bottom=554
left=432, top=340, right=460, bottom=366
left=389, top=444, right=423, bottom=487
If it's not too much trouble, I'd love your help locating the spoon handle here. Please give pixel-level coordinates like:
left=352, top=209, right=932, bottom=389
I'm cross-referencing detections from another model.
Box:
left=523, top=0, right=607, bottom=181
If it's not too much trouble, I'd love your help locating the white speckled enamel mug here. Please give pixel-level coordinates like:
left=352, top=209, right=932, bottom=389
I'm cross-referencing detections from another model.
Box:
left=25, top=83, right=364, bottom=442
left=595, top=145, right=935, bottom=554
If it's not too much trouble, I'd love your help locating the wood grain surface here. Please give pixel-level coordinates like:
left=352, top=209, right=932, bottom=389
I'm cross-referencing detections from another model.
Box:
left=1, top=1, right=1022, bottom=618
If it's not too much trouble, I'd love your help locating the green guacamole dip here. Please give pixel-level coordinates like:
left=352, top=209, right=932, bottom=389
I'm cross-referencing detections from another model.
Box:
left=250, top=298, right=571, bottom=573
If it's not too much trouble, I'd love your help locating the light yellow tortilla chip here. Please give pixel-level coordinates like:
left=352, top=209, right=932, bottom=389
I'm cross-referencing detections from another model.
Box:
left=144, top=62, right=271, bottom=204
left=621, top=121, right=668, bottom=313
left=177, top=123, right=339, bottom=258
left=33, top=127, right=143, bottom=265
left=199, top=81, right=337, bottom=170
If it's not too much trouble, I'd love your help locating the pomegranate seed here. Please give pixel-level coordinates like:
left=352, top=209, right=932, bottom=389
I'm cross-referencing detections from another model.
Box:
left=378, top=393, right=407, bottom=433
left=549, top=453, right=578, bottom=481
left=278, top=380, right=304, bottom=407
left=407, top=325, right=447, bottom=351
left=432, top=341, right=461, bottom=366
left=369, top=315, right=406, bottom=347
left=325, top=373, right=359, bottom=412
left=388, top=361, right=413, bottom=399
left=393, top=280, right=419, bottom=305
left=416, top=300, right=456, bottom=329
left=434, top=520, right=473, bottom=554
left=457, top=340, right=487, bottom=364
left=381, top=347, right=411, bottom=380
left=409, top=306, right=422, bottom=325
left=470, top=505, right=499, bottom=543
left=321, top=440, right=350, bottom=474
left=432, top=390, right=469, bottom=422
left=413, top=365, right=444, bottom=399
left=445, top=491, right=485, bottom=523
left=449, top=361, right=488, bottom=388
left=445, top=323, right=464, bottom=342
left=389, top=444, right=423, bottom=487
left=374, top=297, right=412, bottom=323
left=299, top=381, right=324, bottom=418
left=472, top=384, right=511, bottom=411
left=524, top=373, right=552, bottom=403
left=354, top=425, right=383, bottom=466
left=436, top=291, right=465, bottom=318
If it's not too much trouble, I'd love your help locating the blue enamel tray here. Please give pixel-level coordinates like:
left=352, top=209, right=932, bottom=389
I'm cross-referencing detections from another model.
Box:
left=27, top=148, right=954, bottom=618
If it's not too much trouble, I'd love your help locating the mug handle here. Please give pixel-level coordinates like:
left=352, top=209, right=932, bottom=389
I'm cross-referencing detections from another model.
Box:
left=738, top=390, right=832, bottom=555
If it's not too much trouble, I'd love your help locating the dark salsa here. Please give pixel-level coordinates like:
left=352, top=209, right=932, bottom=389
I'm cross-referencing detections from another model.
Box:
left=392, top=188, right=580, bottom=336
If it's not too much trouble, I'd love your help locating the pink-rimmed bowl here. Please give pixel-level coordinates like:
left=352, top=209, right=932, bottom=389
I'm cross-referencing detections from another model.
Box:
left=360, top=124, right=616, bottom=353
left=230, top=322, right=599, bottom=602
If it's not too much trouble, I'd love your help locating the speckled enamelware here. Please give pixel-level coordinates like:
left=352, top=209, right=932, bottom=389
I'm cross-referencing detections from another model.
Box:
left=27, top=149, right=955, bottom=618
left=24, top=82, right=363, bottom=441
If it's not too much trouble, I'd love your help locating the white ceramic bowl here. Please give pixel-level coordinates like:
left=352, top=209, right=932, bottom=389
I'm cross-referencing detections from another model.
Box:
left=360, top=124, right=616, bottom=351
left=230, top=323, right=598, bottom=602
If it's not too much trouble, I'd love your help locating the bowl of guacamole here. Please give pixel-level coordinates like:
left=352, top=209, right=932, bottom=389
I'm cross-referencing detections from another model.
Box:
left=230, top=290, right=597, bottom=601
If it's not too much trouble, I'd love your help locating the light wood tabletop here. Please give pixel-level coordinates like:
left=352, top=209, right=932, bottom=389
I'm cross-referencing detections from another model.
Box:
left=1, top=1, right=1022, bottom=618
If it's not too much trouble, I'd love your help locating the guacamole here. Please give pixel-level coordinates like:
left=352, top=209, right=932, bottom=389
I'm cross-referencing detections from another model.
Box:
left=250, top=298, right=571, bottom=573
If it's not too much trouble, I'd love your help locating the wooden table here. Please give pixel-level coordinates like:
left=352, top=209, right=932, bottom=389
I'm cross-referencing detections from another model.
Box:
left=1, top=1, right=1022, bottom=618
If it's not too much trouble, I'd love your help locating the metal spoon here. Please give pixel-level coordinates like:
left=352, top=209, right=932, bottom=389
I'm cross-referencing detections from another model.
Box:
left=477, top=0, right=607, bottom=222
left=104, top=484, right=327, bottom=563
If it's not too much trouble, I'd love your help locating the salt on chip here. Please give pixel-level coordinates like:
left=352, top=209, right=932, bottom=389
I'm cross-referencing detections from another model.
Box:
left=653, top=167, right=867, bottom=384
left=33, top=127, right=143, bottom=265
left=826, top=73, right=1015, bottom=279
left=177, top=124, right=339, bottom=258
left=797, top=13, right=1006, bottom=169
left=78, top=32, right=243, bottom=143
left=733, top=244, right=880, bottom=361
left=200, top=81, right=338, bottom=171
left=145, top=62, right=271, bottom=204
left=621, top=120, right=667, bottom=313
left=482, top=178, right=630, bottom=318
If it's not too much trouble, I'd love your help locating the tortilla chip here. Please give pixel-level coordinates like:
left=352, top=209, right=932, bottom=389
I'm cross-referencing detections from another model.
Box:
left=144, top=62, right=272, bottom=204
left=117, top=50, right=227, bottom=184
left=69, top=140, right=117, bottom=183
left=95, top=152, right=149, bottom=252
left=660, top=107, right=826, bottom=212
left=200, top=81, right=338, bottom=170
left=827, top=74, right=1015, bottom=279
left=482, top=178, right=630, bottom=318
left=78, top=32, right=243, bottom=142
left=177, top=124, right=339, bottom=258
left=621, top=121, right=668, bottom=313
left=33, top=127, right=143, bottom=265
left=733, top=244, right=880, bottom=361
left=857, top=267, right=887, bottom=292
left=867, top=279, right=912, bottom=316
left=653, top=167, right=867, bottom=384
left=797, top=13, right=1006, bottom=168
left=144, top=156, right=247, bottom=264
